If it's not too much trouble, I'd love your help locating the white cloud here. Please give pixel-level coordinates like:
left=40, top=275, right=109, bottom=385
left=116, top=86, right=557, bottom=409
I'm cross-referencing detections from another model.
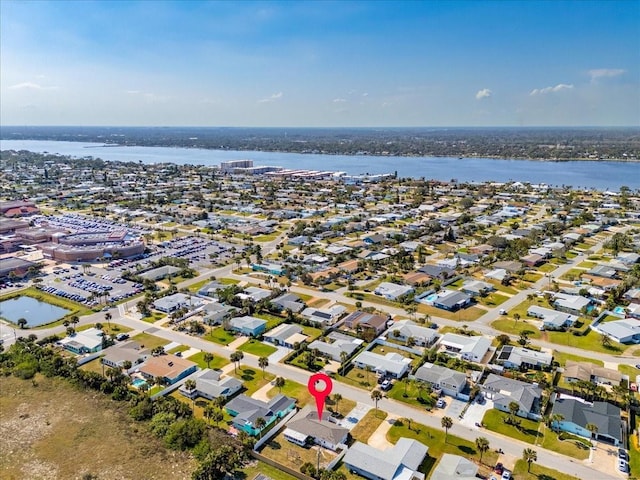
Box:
left=529, top=84, right=574, bottom=96
left=258, top=92, right=283, bottom=103
left=332, top=98, right=346, bottom=103
left=9, top=82, right=57, bottom=90
left=475, top=88, right=492, bottom=100
left=588, top=68, right=625, bottom=81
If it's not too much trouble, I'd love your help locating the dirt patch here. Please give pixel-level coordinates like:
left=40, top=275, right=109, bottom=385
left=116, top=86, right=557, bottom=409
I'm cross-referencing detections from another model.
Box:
left=0, top=375, right=195, bottom=480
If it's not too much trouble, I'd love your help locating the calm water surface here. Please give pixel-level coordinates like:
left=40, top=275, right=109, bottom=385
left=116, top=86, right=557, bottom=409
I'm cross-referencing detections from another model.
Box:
left=0, top=296, right=70, bottom=327
left=1, top=139, right=638, bottom=190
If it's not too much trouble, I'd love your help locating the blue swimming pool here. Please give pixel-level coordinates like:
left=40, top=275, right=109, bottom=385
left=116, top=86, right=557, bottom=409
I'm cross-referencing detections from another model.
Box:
left=131, top=378, right=148, bottom=389
left=614, top=306, right=626, bottom=315
left=425, top=293, right=438, bottom=302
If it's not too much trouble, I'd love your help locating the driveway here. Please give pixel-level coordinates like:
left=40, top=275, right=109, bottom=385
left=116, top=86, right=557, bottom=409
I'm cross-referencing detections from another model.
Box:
left=460, top=398, right=493, bottom=428
left=445, top=398, right=467, bottom=419
left=367, top=414, right=398, bottom=450
left=269, top=346, right=291, bottom=363
left=337, top=402, right=371, bottom=430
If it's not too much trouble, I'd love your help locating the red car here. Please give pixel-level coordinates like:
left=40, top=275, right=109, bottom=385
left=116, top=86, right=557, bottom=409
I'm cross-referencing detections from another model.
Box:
left=494, top=463, right=504, bottom=475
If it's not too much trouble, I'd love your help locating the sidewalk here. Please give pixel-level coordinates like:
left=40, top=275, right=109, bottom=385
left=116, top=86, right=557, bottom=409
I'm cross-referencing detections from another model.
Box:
left=227, top=336, right=248, bottom=350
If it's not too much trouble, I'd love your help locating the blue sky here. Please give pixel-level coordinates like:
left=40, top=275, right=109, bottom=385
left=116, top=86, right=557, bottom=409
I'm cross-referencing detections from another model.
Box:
left=1, top=0, right=638, bottom=126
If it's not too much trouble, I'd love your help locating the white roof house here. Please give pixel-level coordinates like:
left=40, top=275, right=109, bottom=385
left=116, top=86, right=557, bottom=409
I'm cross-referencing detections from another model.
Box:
left=388, top=319, right=438, bottom=346
left=552, top=292, right=591, bottom=314
left=59, top=327, right=104, bottom=354
left=374, top=282, right=414, bottom=300
left=596, top=319, right=640, bottom=344
left=438, top=333, right=491, bottom=362
left=343, top=438, right=428, bottom=480
left=352, top=351, right=412, bottom=378
left=431, top=454, right=478, bottom=480
left=527, top=305, right=578, bottom=330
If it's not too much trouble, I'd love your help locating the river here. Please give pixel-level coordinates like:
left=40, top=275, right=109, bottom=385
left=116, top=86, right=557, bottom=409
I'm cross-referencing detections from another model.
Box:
left=1, top=139, right=638, bottom=190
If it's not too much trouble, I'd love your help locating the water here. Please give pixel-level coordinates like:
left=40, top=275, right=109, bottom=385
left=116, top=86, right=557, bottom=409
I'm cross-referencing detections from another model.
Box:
left=0, top=296, right=71, bottom=327
left=1, top=139, right=638, bottom=190
left=131, top=378, right=148, bottom=388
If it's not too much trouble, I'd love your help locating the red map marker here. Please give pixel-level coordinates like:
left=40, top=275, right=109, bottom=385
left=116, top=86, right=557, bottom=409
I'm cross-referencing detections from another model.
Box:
left=308, top=373, right=332, bottom=422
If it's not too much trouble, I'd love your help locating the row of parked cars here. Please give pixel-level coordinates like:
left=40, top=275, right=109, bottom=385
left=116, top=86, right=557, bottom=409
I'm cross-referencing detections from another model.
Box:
left=37, top=285, right=88, bottom=303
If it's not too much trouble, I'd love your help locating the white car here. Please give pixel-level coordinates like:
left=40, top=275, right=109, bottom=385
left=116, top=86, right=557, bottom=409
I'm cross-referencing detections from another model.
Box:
left=501, top=470, right=512, bottom=480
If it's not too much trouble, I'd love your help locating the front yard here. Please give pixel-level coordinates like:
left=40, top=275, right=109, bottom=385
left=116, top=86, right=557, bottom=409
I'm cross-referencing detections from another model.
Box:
left=186, top=351, right=230, bottom=370
left=512, top=459, right=580, bottom=480
left=131, top=332, right=170, bottom=350
left=204, top=326, right=237, bottom=345
left=238, top=339, right=278, bottom=357
left=260, top=432, right=339, bottom=472
left=230, top=366, right=275, bottom=395
left=350, top=409, right=388, bottom=443
left=267, top=379, right=313, bottom=407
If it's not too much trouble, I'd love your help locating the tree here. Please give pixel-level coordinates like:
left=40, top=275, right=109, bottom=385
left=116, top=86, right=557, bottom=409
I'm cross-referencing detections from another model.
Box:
left=550, top=413, right=564, bottom=432
left=332, top=393, right=342, bottom=416
left=192, top=444, right=242, bottom=480
left=203, top=352, right=214, bottom=369
left=184, top=379, right=197, bottom=400
left=441, top=416, right=453, bottom=443
left=496, top=334, right=511, bottom=346
left=255, top=416, right=266, bottom=438
left=95, top=322, right=104, bottom=332
left=600, top=334, right=612, bottom=348
left=508, top=401, right=520, bottom=424
left=258, top=356, right=269, bottom=378
left=230, top=351, right=244, bottom=373
left=475, top=436, right=490, bottom=464
left=17, top=317, right=28, bottom=329
left=371, top=389, right=383, bottom=412
left=340, top=350, right=349, bottom=376
left=274, top=376, right=285, bottom=393
left=522, top=448, right=538, bottom=472
left=586, top=423, right=598, bottom=440
left=518, top=330, right=532, bottom=347
left=104, top=312, right=112, bottom=330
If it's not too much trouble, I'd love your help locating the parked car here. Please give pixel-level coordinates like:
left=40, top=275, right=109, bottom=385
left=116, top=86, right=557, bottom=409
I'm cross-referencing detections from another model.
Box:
left=618, top=460, right=629, bottom=473
left=501, top=470, right=511, bottom=480
left=499, top=309, right=507, bottom=315
left=380, top=379, right=392, bottom=391
left=436, top=399, right=446, bottom=408
left=619, top=449, right=629, bottom=461
left=116, top=333, right=129, bottom=341
left=494, top=463, right=504, bottom=475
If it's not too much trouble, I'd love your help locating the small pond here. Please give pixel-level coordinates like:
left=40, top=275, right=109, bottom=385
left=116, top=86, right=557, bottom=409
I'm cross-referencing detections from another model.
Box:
left=0, top=296, right=71, bottom=327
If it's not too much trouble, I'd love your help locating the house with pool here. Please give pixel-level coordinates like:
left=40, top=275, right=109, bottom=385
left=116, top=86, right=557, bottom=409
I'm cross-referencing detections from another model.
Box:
left=225, top=394, right=296, bottom=436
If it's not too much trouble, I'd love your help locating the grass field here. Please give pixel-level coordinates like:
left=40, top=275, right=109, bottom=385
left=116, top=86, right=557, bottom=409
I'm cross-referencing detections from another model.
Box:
left=350, top=409, right=387, bottom=443
left=186, top=351, right=230, bottom=370
left=267, top=379, right=313, bottom=406
left=512, top=459, right=580, bottom=480
left=261, top=431, right=338, bottom=472
left=241, top=460, right=299, bottom=480
left=0, top=375, right=195, bottom=479
left=491, top=318, right=542, bottom=339
left=416, top=302, right=486, bottom=322
left=254, top=312, right=287, bottom=331
left=477, top=292, right=509, bottom=307
left=482, top=409, right=542, bottom=444
left=78, top=322, right=132, bottom=336
left=238, top=339, right=278, bottom=357
left=131, top=332, right=170, bottom=350
left=231, top=366, right=275, bottom=395
left=553, top=350, right=604, bottom=367
left=204, top=326, right=237, bottom=345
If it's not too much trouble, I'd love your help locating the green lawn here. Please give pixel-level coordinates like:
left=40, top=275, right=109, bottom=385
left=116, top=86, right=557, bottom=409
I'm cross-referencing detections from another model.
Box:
left=186, top=351, right=230, bottom=370
left=238, top=339, right=278, bottom=357
left=300, top=325, right=323, bottom=340
left=386, top=378, right=436, bottom=409
left=141, top=311, right=166, bottom=323
left=630, top=434, right=640, bottom=479
left=231, top=366, right=275, bottom=395
left=477, top=292, right=509, bottom=307
left=336, top=366, right=376, bottom=390
left=491, top=318, right=542, bottom=339
left=255, top=312, right=287, bottom=331
left=78, top=322, right=132, bottom=336
left=537, top=263, right=558, bottom=273
left=539, top=426, right=590, bottom=459
left=167, top=344, right=190, bottom=354
left=577, top=260, right=597, bottom=269
left=481, top=409, right=542, bottom=444
left=619, top=364, right=638, bottom=379
left=350, top=409, right=388, bottom=443
left=545, top=328, right=624, bottom=355
left=552, top=350, right=603, bottom=367
left=241, top=461, right=299, bottom=480
left=512, top=459, right=580, bottom=480
left=387, top=419, right=498, bottom=477
left=186, top=278, right=211, bottom=293
left=267, top=379, right=313, bottom=406
left=131, top=332, right=169, bottom=350
left=416, top=302, right=486, bottom=322
left=204, top=327, right=237, bottom=346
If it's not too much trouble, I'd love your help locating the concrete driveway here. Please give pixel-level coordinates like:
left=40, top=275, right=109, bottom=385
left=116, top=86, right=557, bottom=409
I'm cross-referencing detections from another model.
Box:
left=338, top=402, right=371, bottom=430
left=445, top=398, right=467, bottom=419
left=460, top=398, right=493, bottom=428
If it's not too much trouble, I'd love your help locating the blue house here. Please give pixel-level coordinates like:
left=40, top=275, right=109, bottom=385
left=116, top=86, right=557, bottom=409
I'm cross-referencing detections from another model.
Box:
left=552, top=398, right=622, bottom=446
left=228, top=316, right=267, bottom=337
left=252, top=262, right=286, bottom=275
left=225, top=394, right=296, bottom=436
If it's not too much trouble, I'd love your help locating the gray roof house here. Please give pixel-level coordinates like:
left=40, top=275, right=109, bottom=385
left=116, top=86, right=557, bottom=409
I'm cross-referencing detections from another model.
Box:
left=271, top=292, right=305, bottom=313
left=433, top=290, right=473, bottom=311
left=431, top=454, right=478, bottom=480
left=178, top=368, right=242, bottom=401
left=552, top=292, right=591, bottom=315
left=388, top=319, right=438, bottom=347
left=202, top=302, right=236, bottom=325
left=153, top=293, right=203, bottom=313
left=552, top=398, right=622, bottom=446
left=496, top=346, right=553, bottom=370
left=308, top=333, right=362, bottom=362
left=263, top=323, right=308, bottom=348
left=527, top=305, right=578, bottom=330
left=352, top=351, right=412, bottom=379
left=595, top=319, right=640, bottom=344
left=225, top=394, right=296, bottom=436
left=414, top=363, right=468, bottom=399
left=283, top=408, right=349, bottom=451
left=438, top=333, right=492, bottom=363
left=483, top=374, right=542, bottom=420
left=228, top=315, right=268, bottom=337
left=343, top=438, right=428, bottom=480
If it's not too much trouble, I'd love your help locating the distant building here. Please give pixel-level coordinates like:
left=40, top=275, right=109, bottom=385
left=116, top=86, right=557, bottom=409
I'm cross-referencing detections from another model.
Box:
left=59, top=327, right=104, bottom=355
left=228, top=315, right=267, bottom=337
left=343, top=438, right=428, bottom=480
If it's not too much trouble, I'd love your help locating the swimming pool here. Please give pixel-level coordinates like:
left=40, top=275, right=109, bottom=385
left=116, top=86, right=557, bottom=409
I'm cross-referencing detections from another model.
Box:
left=614, top=306, right=626, bottom=315
left=131, top=378, right=148, bottom=389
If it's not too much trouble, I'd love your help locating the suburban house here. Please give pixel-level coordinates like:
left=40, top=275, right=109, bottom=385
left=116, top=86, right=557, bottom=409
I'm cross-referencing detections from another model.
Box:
left=283, top=408, right=349, bottom=451
left=527, top=305, right=578, bottom=331
left=563, top=361, right=622, bottom=386
left=594, top=318, right=640, bottom=344
left=587, top=265, right=618, bottom=279
left=236, top=286, right=272, bottom=302
left=433, top=290, right=473, bottom=311
left=301, top=305, right=346, bottom=326
left=482, top=374, right=542, bottom=420
left=418, top=264, right=454, bottom=280
left=431, top=454, right=478, bottom=480
left=343, top=438, right=428, bottom=480
left=438, top=333, right=491, bottom=363
left=552, top=292, right=591, bottom=315
left=225, top=394, right=296, bottom=436
left=344, top=311, right=389, bottom=333
left=413, top=363, right=468, bottom=399
left=59, top=327, right=104, bottom=355
left=202, top=302, right=236, bottom=325
left=197, top=280, right=226, bottom=298
left=251, top=262, right=286, bottom=276
left=308, top=332, right=363, bottom=362
left=387, top=319, right=438, bottom=346
left=374, top=282, right=414, bottom=300
left=460, top=280, right=494, bottom=297
left=153, top=293, right=203, bottom=313
left=178, top=368, right=242, bottom=400
left=263, top=323, right=308, bottom=348
left=496, top=346, right=553, bottom=370
left=352, top=351, right=412, bottom=379
left=228, top=316, right=267, bottom=337
left=101, top=341, right=149, bottom=369
left=552, top=398, right=622, bottom=446
left=138, top=354, right=198, bottom=385
left=271, top=292, right=305, bottom=313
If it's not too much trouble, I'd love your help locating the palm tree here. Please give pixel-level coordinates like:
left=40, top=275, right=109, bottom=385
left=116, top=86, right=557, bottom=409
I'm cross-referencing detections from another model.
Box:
left=523, top=448, right=538, bottom=472
left=586, top=423, right=598, bottom=441
left=475, top=436, right=490, bottom=464
left=258, top=356, right=269, bottom=378
left=203, top=352, right=214, bottom=369
left=203, top=403, right=216, bottom=425
left=600, top=334, right=612, bottom=348
left=255, top=416, right=266, bottom=439
left=17, top=317, right=28, bottom=329
left=441, top=416, right=453, bottom=443
left=230, top=351, right=244, bottom=374
left=508, top=401, right=520, bottom=424
left=104, top=312, right=112, bottom=330
left=340, top=350, right=349, bottom=376
left=371, top=389, right=383, bottom=412
left=332, top=393, right=342, bottom=416
left=184, top=379, right=197, bottom=405
left=550, top=413, right=564, bottom=432
left=274, top=376, right=285, bottom=393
